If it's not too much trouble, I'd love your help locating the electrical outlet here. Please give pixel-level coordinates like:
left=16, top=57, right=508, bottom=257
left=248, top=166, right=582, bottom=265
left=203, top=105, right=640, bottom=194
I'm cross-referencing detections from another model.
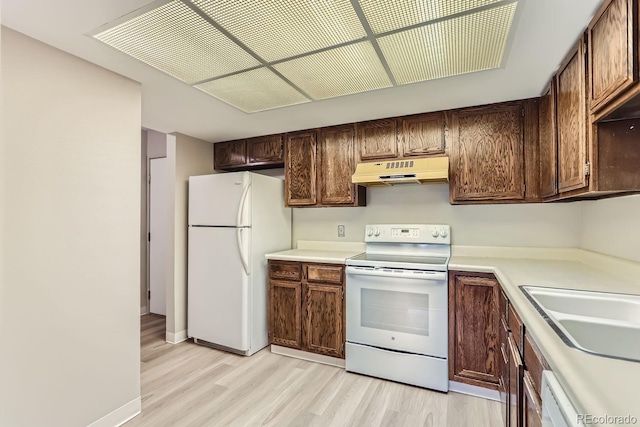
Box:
left=338, top=225, right=345, bottom=238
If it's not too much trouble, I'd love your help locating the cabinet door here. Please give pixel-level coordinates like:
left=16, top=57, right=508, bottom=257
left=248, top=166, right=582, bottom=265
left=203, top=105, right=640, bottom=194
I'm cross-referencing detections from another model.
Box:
left=449, top=272, right=501, bottom=388
left=247, top=134, right=283, bottom=166
left=588, top=0, right=637, bottom=112
left=508, top=335, right=523, bottom=427
left=539, top=80, right=558, bottom=198
left=268, top=279, right=302, bottom=349
left=356, top=119, right=397, bottom=161
left=397, top=112, right=445, bottom=157
left=285, top=131, right=317, bottom=206
left=318, top=125, right=359, bottom=206
left=302, top=282, right=344, bottom=358
left=557, top=39, right=589, bottom=193
left=448, top=102, right=525, bottom=202
left=522, top=372, right=543, bottom=427
left=214, top=140, right=247, bottom=170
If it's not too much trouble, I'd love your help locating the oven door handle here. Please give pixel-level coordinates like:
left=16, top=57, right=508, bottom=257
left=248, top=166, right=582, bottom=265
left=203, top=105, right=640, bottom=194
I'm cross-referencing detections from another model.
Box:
left=346, top=266, right=447, bottom=281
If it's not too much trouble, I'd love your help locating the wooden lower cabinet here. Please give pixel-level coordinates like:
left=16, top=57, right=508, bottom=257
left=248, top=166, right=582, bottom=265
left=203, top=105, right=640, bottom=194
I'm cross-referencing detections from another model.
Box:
left=268, top=279, right=302, bottom=349
left=508, top=334, right=524, bottom=427
left=449, top=271, right=501, bottom=388
left=268, top=260, right=345, bottom=359
left=523, top=371, right=543, bottom=427
left=303, top=283, right=344, bottom=357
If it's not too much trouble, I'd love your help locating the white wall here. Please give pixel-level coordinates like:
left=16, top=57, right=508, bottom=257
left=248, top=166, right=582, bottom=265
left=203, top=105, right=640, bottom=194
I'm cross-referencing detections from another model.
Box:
left=581, top=195, right=640, bottom=262
left=293, top=184, right=583, bottom=247
left=1, top=27, right=142, bottom=426
left=165, top=133, right=214, bottom=342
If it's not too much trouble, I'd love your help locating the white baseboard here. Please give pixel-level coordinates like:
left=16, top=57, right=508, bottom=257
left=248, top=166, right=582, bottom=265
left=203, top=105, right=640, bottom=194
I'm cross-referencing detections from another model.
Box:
left=87, top=396, right=141, bottom=427
left=449, top=381, right=500, bottom=401
left=166, top=329, right=187, bottom=344
left=271, top=344, right=345, bottom=368
left=140, top=306, right=148, bottom=316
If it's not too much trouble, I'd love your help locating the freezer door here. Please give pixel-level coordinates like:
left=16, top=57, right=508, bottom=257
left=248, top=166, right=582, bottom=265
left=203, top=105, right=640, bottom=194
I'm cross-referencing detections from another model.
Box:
left=189, top=172, right=251, bottom=227
left=188, top=227, right=250, bottom=351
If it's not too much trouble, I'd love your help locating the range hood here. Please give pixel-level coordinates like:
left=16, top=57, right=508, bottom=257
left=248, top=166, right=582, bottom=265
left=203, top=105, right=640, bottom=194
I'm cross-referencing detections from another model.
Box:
left=352, top=156, right=449, bottom=186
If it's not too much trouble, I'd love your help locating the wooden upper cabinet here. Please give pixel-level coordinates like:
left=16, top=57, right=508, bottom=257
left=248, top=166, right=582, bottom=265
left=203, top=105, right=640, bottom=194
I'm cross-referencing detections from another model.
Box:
left=588, top=0, right=637, bottom=112
left=397, top=112, right=446, bottom=157
left=318, top=125, right=359, bottom=206
left=247, top=134, right=283, bottom=166
left=449, top=271, right=501, bottom=389
left=214, top=140, right=247, bottom=170
left=285, top=131, right=317, bottom=207
left=448, top=102, right=525, bottom=203
left=557, top=38, right=589, bottom=193
left=268, top=279, right=302, bottom=349
left=302, top=282, right=344, bottom=358
left=539, top=80, right=558, bottom=199
left=356, top=119, right=397, bottom=161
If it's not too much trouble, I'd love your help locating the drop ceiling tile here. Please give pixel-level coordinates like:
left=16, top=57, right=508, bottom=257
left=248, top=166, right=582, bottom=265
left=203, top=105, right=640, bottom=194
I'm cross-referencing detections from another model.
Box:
left=191, top=0, right=366, bottom=62
left=359, top=0, right=505, bottom=34
left=273, top=42, right=392, bottom=100
left=93, top=1, right=261, bottom=84
left=378, top=3, right=517, bottom=85
left=195, top=67, right=310, bottom=113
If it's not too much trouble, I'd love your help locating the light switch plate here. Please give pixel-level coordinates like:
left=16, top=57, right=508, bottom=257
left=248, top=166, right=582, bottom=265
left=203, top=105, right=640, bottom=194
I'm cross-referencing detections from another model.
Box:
left=338, top=225, right=345, bottom=237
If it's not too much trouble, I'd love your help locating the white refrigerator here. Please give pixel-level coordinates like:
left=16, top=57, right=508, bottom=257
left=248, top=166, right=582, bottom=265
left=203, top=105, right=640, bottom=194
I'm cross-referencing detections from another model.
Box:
left=187, top=172, right=291, bottom=355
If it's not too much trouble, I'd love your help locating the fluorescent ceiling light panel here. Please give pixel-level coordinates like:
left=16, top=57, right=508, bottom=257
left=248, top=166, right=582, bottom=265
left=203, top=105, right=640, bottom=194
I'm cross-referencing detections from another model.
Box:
left=273, top=41, right=393, bottom=100
left=191, top=0, right=367, bottom=62
left=359, top=0, right=505, bottom=34
left=92, top=1, right=261, bottom=84
left=195, top=67, right=310, bottom=113
left=378, top=3, right=517, bottom=85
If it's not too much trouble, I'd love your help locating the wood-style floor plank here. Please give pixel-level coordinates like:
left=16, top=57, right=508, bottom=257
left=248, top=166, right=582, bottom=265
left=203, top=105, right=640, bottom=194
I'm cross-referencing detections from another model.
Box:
left=127, top=315, right=502, bottom=427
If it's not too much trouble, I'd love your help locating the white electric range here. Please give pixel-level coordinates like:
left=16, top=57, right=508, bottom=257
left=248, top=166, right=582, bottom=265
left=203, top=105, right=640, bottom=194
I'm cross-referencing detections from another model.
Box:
left=345, top=224, right=451, bottom=392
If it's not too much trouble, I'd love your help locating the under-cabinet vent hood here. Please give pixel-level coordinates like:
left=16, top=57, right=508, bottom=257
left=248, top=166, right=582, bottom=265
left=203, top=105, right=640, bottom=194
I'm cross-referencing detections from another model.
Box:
left=352, top=157, right=449, bottom=186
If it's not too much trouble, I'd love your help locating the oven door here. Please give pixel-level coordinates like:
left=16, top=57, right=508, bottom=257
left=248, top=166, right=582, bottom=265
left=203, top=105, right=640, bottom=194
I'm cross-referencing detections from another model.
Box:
left=346, top=266, right=448, bottom=357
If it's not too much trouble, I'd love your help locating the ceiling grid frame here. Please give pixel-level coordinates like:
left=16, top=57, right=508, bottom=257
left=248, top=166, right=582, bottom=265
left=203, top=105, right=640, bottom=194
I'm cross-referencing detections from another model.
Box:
left=90, top=0, right=522, bottom=113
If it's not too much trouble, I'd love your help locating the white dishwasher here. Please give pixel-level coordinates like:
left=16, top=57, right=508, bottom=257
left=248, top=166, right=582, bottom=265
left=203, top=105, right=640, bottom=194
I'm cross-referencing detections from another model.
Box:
left=542, top=371, right=579, bottom=427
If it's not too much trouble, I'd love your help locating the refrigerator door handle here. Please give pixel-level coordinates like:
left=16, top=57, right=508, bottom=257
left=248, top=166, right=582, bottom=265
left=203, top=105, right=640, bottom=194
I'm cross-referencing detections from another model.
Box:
left=237, top=227, right=250, bottom=276
left=236, top=181, right=251, bottom=227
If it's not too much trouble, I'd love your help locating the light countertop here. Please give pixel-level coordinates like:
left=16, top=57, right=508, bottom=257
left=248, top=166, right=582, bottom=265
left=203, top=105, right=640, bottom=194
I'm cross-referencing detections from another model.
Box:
left=449, top=252, right=640, bottom=423
left=265, top=240, right=365, bottom=264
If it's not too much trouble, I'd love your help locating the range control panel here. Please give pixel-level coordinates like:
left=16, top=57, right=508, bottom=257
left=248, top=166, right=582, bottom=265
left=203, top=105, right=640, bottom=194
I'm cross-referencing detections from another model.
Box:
left=365, top=224, right=451, bottom=244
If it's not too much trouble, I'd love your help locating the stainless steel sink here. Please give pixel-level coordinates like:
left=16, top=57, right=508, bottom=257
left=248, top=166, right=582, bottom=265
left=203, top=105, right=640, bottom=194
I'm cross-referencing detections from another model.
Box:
left=521, top=286, right=640, bottom=362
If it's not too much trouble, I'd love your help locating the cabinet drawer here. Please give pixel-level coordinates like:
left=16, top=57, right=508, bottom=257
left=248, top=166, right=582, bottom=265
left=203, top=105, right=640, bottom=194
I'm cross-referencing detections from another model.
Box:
left=524, top=331, right=550, bottom=398
left=306, top=264, right=343, bottom=284
left=269, top=261, right=302, bottom=281
left=499, top=290, right=508, bottom=324
left=509, top=304, right=524, bottom=356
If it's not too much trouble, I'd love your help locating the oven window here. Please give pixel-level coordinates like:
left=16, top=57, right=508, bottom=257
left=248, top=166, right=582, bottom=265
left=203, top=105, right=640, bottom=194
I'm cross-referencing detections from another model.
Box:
left=361, top=288, right=429, bottom=336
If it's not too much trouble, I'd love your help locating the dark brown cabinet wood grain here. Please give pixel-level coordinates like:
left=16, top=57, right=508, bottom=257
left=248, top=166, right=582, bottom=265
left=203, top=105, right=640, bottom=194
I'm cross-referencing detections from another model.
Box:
left=508, top=334, right=524, bottom=427
left=268, top=279, right=302, bottom=349
left=214, top=140, right=247, bottom=170
left=268, top=261, right=345, bottom=359
left=356, top=118, right=398, bottom=161
left=285, top=131, right=317, bottom=207
left=588, top=0, right=637, bottom=113
left=302, top=282, right=344, bottom=358
left=318, top=124, right=366, bottom=206
left=539, top=80, right=558, bottom=199
left=448, top=102, right=527, bottom=203
left=214, top=135, right=284, bottom=171
left=557, top=38, right=589, bottom=193
left=449, top=271, right=501, bottom=389
left=523, top=371, right=543, bottom=427
left=247, top=134, right=284, bottom=166
left=397, top=112, right=446, bottom=157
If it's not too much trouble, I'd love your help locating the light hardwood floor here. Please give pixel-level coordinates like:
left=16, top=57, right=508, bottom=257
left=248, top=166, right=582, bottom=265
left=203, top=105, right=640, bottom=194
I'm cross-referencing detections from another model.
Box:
left=127, top=315, right=502, bottom=427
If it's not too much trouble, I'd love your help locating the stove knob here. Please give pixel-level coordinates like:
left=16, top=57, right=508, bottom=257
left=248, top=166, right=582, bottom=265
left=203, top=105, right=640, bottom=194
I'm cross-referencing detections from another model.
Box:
left=367, top=228, right=373, bottom=237
left=440, top=229, right=448, bottom=238
left=374, top=228, right=381, bottom=236
left=432, top=229, right=440, bottom=238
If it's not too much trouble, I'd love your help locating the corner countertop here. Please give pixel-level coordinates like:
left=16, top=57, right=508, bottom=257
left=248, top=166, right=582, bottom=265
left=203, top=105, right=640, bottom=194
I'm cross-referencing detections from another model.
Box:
left=265, top=240, right=365, bottom=264
left=449, top=249, right=640, bottom=423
